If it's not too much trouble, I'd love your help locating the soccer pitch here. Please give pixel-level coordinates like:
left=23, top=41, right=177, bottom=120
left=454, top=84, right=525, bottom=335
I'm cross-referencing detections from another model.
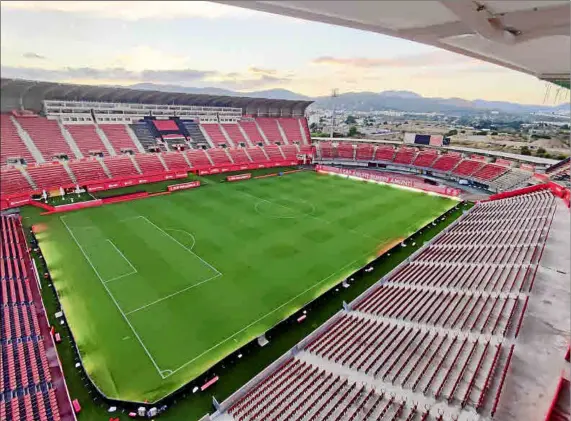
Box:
left=31, top=170, right=457, bottom=402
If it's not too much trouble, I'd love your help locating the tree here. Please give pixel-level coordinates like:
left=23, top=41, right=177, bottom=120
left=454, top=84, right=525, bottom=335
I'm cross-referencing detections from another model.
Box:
left=537, top=147, right=547, bottom=155
left=309, top=122, right=318, bottom=131
left=445, top=129, right=458, bottom=136
left=520, top=146, right=531, bottom=156
left=348, top=126, right=359, bottom=137
left=345, top=115, right=356, bottom=124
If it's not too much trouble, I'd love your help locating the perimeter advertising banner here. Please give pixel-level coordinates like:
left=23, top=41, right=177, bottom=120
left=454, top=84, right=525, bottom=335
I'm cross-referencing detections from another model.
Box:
left=315, top=165, right=461, bottom=197
left=226, top=173, right=252, bottom=182
left=167, top=181, right=201, bottom=192
left=87, top=171, right=187, bottom=192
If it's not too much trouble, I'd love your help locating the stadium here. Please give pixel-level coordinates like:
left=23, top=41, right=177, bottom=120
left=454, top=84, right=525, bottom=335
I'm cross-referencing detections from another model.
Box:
left=0, top=2, right=570, bottom=421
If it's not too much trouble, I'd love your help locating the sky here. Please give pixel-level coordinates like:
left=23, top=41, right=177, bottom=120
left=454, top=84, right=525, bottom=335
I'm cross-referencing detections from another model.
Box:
left=0, top=1, right=565, bottom=105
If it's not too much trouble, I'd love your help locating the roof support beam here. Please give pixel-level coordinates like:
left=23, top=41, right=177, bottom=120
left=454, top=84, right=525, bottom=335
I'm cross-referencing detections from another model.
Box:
left=440, top=1, right=516, bottom=44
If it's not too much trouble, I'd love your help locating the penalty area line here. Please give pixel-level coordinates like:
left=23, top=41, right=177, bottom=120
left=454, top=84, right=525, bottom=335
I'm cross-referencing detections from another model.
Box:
left=160, top=254, right=366, bottom=377
left=59, top=215, right=166, bottom=379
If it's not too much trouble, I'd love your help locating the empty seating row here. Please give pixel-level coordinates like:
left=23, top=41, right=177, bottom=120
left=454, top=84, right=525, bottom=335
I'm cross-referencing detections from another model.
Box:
left=220, top=188, right=560, bottom=420
left=15, top=117, right=75, bottom=161
left=202, top=124, right=230, bottom=147
left=0, top=216, right=62, bottom=421
left=1, top=115, right=36, bottom=165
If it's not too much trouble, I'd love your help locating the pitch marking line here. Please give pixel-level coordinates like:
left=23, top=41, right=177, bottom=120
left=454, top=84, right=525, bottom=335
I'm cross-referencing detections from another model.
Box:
left=140, top=216, right=221, bottom=276
left=59, top=215, right=165, bottom=378
left=238, top=189, right=378, bottom=241
left=161, top=253, right=370, bottom=377
left=164, top=228, right=196, bottom=250
left=125, top=273, right=222, bottom=315
left=103, top=239, right=138, bottom=283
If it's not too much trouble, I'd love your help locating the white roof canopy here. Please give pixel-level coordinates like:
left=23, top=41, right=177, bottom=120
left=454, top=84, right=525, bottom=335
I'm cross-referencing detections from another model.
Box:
left=217, top=1, right=570, bottom=86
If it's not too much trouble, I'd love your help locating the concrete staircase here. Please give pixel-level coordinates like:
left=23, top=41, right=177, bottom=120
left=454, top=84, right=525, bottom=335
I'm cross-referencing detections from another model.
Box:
left=224, top=148, right=235, bottom=164
left=219, top=124, right=236, bottom=148
left=298, top=118, right=309, bottom=144
left=254, top=120, right=271, bottom=145
left=95, top=124, right=117, bottom=156
left=276, top=145, right=287, bottom=160
left=275, top=120, right=290, bottom=145
left=128, top=154, right=143, bottom=174
left=125, top=125, right=146, bottom=154
left=18, top=166, right=37, bottom=189
left=199, top=125, right=217, bottom=149
left=62, top=161, right=78, bottom=184
left=243, top=148, right=254, bottom=162
left=204, top=150, right=216, bottom=166
left=98, top=158, right=113, bottom=178
left=238, top=124, right=254, bottom=147
left=157, top=153, right=169, bottom=171
left=57, top=120, right=83, bottom=159
left=10, top=116, right=45, bottom=163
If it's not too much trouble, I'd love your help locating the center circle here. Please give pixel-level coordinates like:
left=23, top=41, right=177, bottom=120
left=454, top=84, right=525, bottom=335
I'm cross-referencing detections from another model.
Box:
left=255, top=199, right=315, bottom=219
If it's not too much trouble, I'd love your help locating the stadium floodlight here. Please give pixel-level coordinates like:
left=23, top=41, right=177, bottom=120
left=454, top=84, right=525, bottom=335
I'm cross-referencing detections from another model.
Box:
left=330, top=88, right=339, bottom=141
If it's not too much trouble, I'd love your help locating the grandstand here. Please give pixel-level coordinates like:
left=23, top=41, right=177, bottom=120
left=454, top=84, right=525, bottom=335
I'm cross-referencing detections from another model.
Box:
left=313, top=141, right=547, bottom=192
left=213, top=186, right=570, bottom=421
left=1, top=74, right=569, bottom=421
left=0, top=215, right=74, bottom=421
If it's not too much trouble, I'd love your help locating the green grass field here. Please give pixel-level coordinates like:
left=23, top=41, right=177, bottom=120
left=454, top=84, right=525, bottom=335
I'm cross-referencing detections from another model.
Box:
left=29, top=170, right=457, bottom=403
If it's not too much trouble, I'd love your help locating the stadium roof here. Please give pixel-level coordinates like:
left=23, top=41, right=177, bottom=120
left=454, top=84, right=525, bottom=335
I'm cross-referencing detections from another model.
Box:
left=218, top=0, right=570, bottom=87
left=0, top=78, right=314, bottom=115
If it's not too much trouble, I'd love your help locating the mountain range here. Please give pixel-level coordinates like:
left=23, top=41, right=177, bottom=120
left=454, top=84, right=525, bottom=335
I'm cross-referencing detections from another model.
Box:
left=129, top=83, right=569, bottom=115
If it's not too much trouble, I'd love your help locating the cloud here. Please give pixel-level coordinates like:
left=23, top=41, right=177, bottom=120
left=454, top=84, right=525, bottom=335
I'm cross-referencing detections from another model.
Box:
left=218, top=74, right=291, bottom=90
left=312, top=51, right=477, bottom=68
left=0, top=65, right=291, bottom=90
left=248, top=67, right=277, bottom=76
left=1, top=1, right=265, bottom=21
left=23, top=52, right=46, bottom=60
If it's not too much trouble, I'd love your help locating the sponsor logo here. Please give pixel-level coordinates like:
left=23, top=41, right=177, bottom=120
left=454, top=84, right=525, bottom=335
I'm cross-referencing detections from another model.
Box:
left=167, top=181, right=201, bottom=192
left=227, top=173, right=252, bottom=182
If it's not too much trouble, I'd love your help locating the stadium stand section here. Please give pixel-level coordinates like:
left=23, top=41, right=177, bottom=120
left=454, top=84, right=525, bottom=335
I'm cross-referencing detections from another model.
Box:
left=239, top=121, right=265, bottom=146
left=181, top=121, right=209, bottom=148
left=228, top=148, right=251, bottom=164
left=1, top=114, right=36, bottom=165
left=278, top=118, right=304, bottom=144
left=392, top=146, right=417, bottom=165
left=99, top=125, right=137, bottom=153
left=15, top=117, right=75, bottom=161
left=214, top=187, right=567, bottom=421
left=281, top=145, right=299, bottom=160
left=256, top=118, right=285, bottom=144
left=130, top=122, right=163, bottom=152
left=451, top=159, right=485, bottom=177
left=222, top=124, right=248, bottom=147
left=186, top=149, right=213, bottom=168
left=0, top=168, right=32, bottom=196
left=246, top=147, right=269, bottom=163
left=355, top=143, right=374, bottom=161
left=373, top=145, right=396, bottom=162
left=66, top=125, right=108, bottom=157
left=412, top=149, right=438, bottom=168
left=472, top=163, right=509, bottom=182
left=68, top=159, right=108, bottom=185
left=432, top=152, right=462, bottom=172
left=202, top=124, right=231, bottom=147
left=102, top=155, right=139, bottom=178
left=161, top=152, right=191, bottom=172
left=26, top=164, right=73, bottom=191
left=207, top=148, right=233, bottom=166
left=264, top=145, right=285, bottom=161
left=0, top=215, right=73, bottom=421
left=134, top=153, right=166, bottom=175
left=336, top=143, right=354, bottom=160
